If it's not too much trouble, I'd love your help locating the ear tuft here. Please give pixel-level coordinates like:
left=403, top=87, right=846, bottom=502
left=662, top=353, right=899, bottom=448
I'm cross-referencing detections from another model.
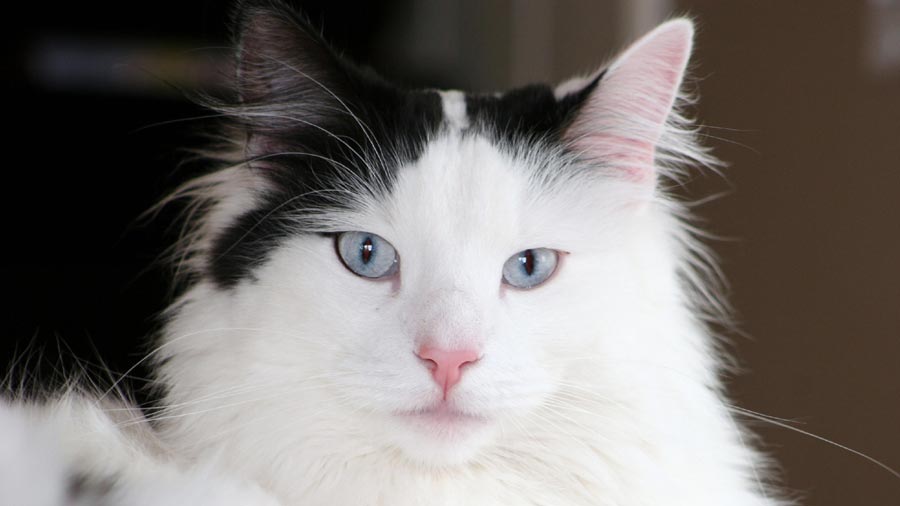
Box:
left=562, top=18, right=695, bottom=186
left=211, top=0, right=361, bottom=161
left=228, top=1, right=348, bottom=130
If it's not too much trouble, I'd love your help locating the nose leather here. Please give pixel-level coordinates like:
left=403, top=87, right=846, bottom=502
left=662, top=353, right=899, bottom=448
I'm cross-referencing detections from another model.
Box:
left=416, top=346, right=480, bottom=398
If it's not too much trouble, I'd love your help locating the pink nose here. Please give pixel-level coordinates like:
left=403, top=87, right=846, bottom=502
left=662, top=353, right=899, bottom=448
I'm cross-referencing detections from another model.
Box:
left=416, top=346, right=480, bottom=398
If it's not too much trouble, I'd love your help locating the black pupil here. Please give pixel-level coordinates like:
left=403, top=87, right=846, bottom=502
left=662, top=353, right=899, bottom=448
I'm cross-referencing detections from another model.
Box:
left=361, top=237, right=374, bottom=264
left=520, top=249, right=535, bottom=276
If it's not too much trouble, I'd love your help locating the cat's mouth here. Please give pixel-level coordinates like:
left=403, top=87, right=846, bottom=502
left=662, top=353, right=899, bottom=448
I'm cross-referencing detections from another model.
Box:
left=389, top=403, right=496, bottom=465
left=396, top=403, right=489, bottom=428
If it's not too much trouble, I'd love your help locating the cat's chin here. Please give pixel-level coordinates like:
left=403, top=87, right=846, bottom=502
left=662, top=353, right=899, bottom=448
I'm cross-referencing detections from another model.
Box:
left=388, top=404, right=496, bottom=466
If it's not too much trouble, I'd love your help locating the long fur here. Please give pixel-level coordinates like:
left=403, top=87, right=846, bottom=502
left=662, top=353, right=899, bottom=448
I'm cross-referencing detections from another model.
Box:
left=1, top=4, right=786, bottom=505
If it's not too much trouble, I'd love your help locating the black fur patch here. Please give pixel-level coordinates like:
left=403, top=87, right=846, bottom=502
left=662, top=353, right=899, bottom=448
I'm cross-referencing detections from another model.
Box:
left=207, top=2, right=442, bottom=288
left=68, top=472, right=117, bottom=503
left=465, top=73, right=601, bottom=145
left=208, top=85, right=442, bottom=288
left=205, top=1, right=601, bottom=289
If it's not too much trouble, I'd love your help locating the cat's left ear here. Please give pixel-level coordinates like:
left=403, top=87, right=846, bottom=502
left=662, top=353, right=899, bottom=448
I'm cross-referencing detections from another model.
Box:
left=559, top=19, right=694, bottom=186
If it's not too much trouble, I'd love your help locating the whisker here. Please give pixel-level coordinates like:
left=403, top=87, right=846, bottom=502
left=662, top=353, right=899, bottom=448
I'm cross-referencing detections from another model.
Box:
left=732, top=409, right=900, bottom=481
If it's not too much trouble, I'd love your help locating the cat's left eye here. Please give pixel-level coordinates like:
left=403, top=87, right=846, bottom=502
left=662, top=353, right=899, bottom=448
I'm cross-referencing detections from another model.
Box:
left=502, top=248, right=559, bottom=289
left=335, top=232, right=399, bottom=279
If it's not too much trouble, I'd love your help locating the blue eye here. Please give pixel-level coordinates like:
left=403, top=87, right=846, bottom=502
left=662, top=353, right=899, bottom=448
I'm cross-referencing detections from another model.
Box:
left=336, top=232, right=399, bottom=279
left=502, top=248, right=559, bottom=289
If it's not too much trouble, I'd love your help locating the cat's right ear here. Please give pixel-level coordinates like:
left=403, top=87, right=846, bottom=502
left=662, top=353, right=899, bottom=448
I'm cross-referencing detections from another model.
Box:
left=230, top=0, right=348, bottom=132
left=557, top=19, right=695, bottom=190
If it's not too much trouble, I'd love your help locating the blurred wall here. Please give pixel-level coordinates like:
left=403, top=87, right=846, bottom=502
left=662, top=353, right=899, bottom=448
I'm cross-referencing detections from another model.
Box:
left=675, top=1, right=900, bottom=504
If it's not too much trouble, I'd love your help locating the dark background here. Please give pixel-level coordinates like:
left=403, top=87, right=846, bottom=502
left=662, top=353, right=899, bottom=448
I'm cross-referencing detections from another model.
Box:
left=2, top=1, right=898, bottom=504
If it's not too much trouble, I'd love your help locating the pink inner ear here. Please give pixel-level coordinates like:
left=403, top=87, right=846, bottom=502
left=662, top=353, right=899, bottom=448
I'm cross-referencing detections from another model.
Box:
left=563, top=20, right=694, bottom=183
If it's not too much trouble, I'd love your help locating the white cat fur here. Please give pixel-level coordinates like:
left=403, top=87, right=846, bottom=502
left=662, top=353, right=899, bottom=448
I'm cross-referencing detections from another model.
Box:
left=0, top=18, right=783, bottom=506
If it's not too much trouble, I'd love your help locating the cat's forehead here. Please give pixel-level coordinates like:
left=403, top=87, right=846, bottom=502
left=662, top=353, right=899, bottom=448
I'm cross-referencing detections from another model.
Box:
left=358, top=87, right=592, bottom=237
left=321, top=82, right=592, bottom=228
left=386, top=132, right=531, bottom=235
left=355, top=130, right=599, bottom=262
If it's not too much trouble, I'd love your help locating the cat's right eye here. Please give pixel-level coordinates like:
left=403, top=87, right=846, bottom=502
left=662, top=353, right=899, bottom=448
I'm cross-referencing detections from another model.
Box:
left=335, top=232, right=399, bottom=279
left=502, top=248, right=559, bottom=289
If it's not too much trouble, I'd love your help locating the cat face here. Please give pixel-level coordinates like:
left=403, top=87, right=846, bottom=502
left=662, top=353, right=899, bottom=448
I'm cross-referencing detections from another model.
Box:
left=234, top=132, right=632, bottom=465
left=159, top=2, right=708, bottom=471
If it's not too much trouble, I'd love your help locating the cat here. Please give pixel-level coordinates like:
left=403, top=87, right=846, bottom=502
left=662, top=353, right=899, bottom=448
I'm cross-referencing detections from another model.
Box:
left=0, top=1, right=786, bottom=505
